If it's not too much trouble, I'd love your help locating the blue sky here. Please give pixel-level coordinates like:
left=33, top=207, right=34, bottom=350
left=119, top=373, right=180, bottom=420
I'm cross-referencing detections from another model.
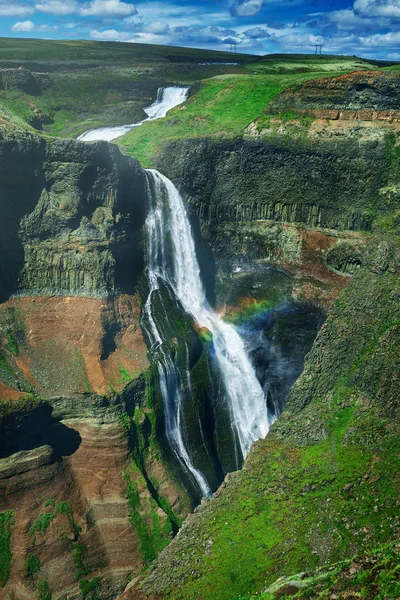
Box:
left=2, top=0, right=400, bottom=58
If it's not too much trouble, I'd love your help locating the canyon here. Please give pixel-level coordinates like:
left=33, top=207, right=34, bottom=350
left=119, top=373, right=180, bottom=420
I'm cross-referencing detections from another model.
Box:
left=0, top=41, right=398, bottom=600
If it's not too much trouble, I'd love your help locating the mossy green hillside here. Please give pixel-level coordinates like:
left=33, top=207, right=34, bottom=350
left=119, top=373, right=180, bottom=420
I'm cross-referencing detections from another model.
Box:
left=245, top=54, right=378, bottom=75
left=253, top=540, right=400, bottom=600
left=0, top=37, right=254, bottom=138
left=0, top=510, right=15, bottom=587
left=0, top=37, right=253, bottom=68
left=139, top=227, right=400, bottom=600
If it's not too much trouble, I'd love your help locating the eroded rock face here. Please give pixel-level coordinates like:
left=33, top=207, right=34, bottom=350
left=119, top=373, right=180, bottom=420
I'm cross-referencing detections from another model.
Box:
left=0, top=124, right=193, bottom=599
left=0, top=127, right=147, bottom=302
left=271, top=70, right=400, bottom=112
left=1, top=417, right=143, bottom=600
left=0, top=295, right=149, bottom=400
left=156, top=136, right=385, bottom=234
left=155, top=135, right=378, bottom=310
left=0, top=68, right=48, bottom=96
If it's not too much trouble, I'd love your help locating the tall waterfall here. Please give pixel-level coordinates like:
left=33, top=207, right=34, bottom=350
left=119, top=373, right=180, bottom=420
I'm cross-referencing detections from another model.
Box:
left=143, top=169, right=271, bottom=497
left=77, top=87, right=189, bottom=142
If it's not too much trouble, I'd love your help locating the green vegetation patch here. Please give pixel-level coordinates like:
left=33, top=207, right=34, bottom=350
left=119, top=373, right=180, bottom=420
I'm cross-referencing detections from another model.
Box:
left=29, top=511, right=56, bottom=544
left=29, top=500, right=81, bottom=545
left=0, top=510, right=15, bottom=587
left=25, top=553, right=41, bottom=577
left=80, top=576, right=101, bottom=600
left=72, top=542, right=91, bottom=579
left=119, top=70, right=363, bottom=166
left=37, top=580, right=52, bottom=600
left=245, top=54, right=377, bottom=75
left=124, top=471, right=174, bottom=565
left=254, top=540, right=400, bottom=599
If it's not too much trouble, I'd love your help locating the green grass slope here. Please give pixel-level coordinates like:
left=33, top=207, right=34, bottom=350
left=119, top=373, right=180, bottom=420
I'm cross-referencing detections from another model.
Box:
left=0, top=37, right=254, bottom=67
left=0, top=41, right=379, bottom=141
left=256, top=540, right=400, bottom=599
left=117, top=58, right=378, bottom=166
left=0, top=37, right=253, bottom=137
left=138, top=205, right=400, bottom=599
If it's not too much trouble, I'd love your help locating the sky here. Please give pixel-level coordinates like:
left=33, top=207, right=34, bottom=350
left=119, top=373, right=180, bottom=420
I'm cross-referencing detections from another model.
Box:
left=1, top=0, right=400, bottom=58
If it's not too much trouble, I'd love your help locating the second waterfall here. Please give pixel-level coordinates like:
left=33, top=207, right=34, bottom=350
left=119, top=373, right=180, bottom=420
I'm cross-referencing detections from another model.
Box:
left=143, top=169, right=272, bottom=498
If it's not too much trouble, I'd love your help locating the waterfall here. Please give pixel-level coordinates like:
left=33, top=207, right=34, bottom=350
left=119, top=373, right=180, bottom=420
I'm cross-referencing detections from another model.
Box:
left=77, top=86, right=189, bottom=142
left=143, top=169, right=271, bottom=497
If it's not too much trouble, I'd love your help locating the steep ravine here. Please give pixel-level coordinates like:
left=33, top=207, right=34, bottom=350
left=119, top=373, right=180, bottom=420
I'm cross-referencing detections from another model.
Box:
left=0, top=125, right=192, bottom=600
left=1, top=69, right=399, bottom=600
left=0, top=121, right=332, bottom=598
left=130, top=219, right=400, bottom=600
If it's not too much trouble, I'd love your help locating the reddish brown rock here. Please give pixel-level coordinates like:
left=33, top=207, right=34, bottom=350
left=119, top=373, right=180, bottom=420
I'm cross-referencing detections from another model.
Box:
left=1, top=419, right=143, bottom=600
left=0, top=294, right=149, bottom=401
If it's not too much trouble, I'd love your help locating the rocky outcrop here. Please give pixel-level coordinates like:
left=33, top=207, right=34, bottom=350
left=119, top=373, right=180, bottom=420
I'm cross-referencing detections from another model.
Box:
left=1, top=413, right=144, bottom=600
left=271, top=70, right=400, bottom=112
left=0, top=378, right=191, bottom=600
left=0, top=126, right=148, bottom=302
left=156, top=136, right=385, bottom=234
left=0, top=68, right=50, bottom=96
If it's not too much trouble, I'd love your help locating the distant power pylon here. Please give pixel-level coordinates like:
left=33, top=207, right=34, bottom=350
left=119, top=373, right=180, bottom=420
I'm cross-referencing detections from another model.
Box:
left=230, top=42, right=237, bottom=53
left=314, top=44, right=323, bottom=55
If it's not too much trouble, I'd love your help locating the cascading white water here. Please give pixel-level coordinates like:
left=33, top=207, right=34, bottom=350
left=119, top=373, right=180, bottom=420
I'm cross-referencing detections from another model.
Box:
left=77, top=86, right=189, bottom=142
left=143, top=184, right=211, bottom=498
left=144, top=169, right=271, bottom=496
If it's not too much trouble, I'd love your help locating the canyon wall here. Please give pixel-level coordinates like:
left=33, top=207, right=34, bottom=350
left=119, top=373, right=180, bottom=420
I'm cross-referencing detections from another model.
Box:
left=1, top=69, right=399, bottom=600
left=0, top=125, right=191, bottom=600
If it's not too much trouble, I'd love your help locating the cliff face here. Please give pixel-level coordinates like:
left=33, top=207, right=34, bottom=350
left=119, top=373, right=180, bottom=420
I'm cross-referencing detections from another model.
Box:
left=157, top=135, right=384, bottom=232
left=271, top=70, right=400, bottom=112
left=155, top=130, right=383, bottom=309
left=0, top=125, right=191, bottom=600
left=0, top=126, right=148, bottom=301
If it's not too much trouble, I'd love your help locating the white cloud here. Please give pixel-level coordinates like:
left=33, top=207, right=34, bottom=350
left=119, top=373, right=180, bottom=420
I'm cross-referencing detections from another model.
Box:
left=360, top=30, right=400, bottom=45
left=243, top=27, right=270, bottom=38
left=90, top=28, right=133, bottom=40
left=11, top=20, right=35, bottom=31
left=270, top=31, right=324, bottom=49
left=354, top=0, right=400, bottom=18
left=80, top=0, right=137, bottom=17
left=0, top=3, right=35, bottom=17
left=231, top=0, right=264, bottom=17
left=144, top=21, right=170, bottom=35
left=11, top=19, right=58, bottom=31
left=327, top=8, right=379, bottom=29
left=35, top=0, right=78, bottom=15
left=35, top=0, right=137, bottom=17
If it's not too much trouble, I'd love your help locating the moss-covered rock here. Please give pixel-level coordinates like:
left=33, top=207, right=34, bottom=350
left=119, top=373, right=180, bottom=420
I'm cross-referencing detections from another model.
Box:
left=256, top=540, right=400, bottom=599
